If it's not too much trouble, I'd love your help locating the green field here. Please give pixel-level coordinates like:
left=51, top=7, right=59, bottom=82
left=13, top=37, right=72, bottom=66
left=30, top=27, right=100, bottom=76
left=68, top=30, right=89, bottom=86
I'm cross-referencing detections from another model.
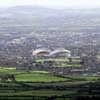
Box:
left=35, top=57, right=81, bottom=67
left=36, top=57, right=81, bottom=62
left=0, top=67, right=98, bottom=82
left=0, top=67, right=67, bottom=82
left=0, top=67, right=99, bottom=100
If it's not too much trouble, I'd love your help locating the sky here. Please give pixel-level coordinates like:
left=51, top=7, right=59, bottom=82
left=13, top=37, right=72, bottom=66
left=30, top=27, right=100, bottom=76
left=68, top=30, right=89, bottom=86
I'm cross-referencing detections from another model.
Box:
left=0, top=0, right=100, bottom=9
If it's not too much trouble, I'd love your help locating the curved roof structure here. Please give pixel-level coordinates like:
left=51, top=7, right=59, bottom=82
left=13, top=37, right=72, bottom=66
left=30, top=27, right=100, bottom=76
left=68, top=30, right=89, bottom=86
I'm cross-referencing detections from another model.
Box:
left=32, top=48, right=50, bottom=56
left=49, top=48, right=71, bottom=56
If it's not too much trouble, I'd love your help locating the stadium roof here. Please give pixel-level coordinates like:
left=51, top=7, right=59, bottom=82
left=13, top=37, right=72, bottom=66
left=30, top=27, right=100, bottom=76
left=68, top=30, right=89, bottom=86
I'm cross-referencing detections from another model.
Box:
left=49, top=48, right=71, bottom=56
left=32, top=48, right=50, bottom=56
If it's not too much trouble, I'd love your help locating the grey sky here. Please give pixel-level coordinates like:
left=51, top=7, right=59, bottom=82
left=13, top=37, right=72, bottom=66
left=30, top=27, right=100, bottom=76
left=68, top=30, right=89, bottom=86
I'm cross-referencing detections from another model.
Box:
left=0, top=0, right=100, bottom=9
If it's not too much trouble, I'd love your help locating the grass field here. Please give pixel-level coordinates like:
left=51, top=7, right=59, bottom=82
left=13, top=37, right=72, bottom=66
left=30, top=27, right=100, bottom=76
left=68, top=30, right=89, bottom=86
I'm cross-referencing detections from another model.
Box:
left=35, top=57, right=81, bottom=67
left=55, top=63, right=81, bottom=67
left=36, top=57, right=81, bottom=62
left=0, top=67, right=67, bottom=82
left=0, top=67, right=99, bottom=100
left=0, top=67, right=98, bottom=82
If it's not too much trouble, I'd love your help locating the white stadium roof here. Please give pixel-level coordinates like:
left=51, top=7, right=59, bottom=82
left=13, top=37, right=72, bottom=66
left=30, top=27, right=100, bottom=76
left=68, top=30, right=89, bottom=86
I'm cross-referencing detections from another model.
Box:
left=49, top=48, right=71, bottom=56
left=32, top=48, right=50, bottom=56
left=32, top=48, right=71, bottom=57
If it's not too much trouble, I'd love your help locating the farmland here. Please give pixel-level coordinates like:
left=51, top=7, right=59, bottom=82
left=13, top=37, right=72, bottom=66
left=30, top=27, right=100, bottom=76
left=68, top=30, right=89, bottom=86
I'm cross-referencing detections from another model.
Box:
left=0, top=67, right=99, bottom=100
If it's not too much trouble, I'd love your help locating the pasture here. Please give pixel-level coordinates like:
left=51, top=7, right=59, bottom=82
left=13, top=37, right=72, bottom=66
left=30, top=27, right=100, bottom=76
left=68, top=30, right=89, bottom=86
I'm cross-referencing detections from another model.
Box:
left=0, top=67, right=99, bottom=100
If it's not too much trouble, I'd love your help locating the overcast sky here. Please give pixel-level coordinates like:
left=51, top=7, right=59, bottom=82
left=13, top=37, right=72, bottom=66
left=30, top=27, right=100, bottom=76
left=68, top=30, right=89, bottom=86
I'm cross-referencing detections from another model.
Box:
left=0, top=0, right=100, bottom=9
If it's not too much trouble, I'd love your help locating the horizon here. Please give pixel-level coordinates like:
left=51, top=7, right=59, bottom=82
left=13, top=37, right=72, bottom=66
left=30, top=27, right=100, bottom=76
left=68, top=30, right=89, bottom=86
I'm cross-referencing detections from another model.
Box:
left=0, top=0, right=100, bottom=9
